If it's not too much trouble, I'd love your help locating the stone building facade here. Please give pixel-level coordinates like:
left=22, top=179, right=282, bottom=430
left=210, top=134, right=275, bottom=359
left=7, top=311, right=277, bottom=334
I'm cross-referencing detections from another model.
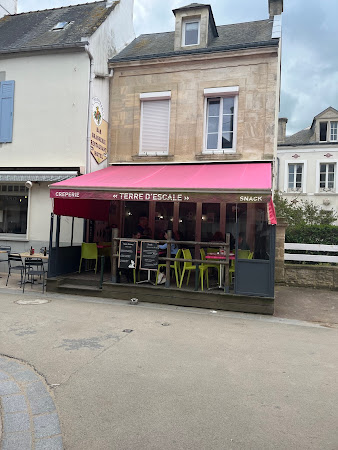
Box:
left=108, top=3, right=282, bottom=167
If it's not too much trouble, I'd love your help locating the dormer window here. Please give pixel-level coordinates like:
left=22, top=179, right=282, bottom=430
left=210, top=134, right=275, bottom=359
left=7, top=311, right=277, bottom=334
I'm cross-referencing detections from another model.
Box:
left=331, top=122, right=338, bottom=141
left=319, top=121, right=338, bottom=142
left=183, top=20, right=200, bottom=46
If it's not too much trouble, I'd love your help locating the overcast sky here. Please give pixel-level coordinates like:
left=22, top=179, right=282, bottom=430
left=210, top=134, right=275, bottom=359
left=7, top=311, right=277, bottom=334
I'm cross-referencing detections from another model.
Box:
left=15, top=0, right=338, bottom=136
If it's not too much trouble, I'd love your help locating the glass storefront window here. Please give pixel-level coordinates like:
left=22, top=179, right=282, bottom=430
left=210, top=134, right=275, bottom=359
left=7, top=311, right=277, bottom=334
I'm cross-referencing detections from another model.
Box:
left=201, top=203, right=220, bottom=241
left=0, top=184, right=29, bottom=235
left=179, top=202, right=196, bottom=241
left=237, top=203, right=270, bottom=260
left=155, top=202, right=173, bottom=239
left=124, top=201, right=149, bottom=238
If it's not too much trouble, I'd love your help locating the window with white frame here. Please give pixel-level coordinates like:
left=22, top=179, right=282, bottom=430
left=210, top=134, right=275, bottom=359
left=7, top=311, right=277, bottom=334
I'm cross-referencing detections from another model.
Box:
left=330, top=122, right=338, bottom=141
left=288, top=163, right=303, bottom=192
left=319, top=121, right=338, bottom=142
left=319, top=163, right=336, bottom=191
left=139, top=92, right=171, bottom=156
left=0, top=184, right=29, bottom=235
left=204, top=87, right=238, bottom=153
left=183, top=20, right=200, bottom=46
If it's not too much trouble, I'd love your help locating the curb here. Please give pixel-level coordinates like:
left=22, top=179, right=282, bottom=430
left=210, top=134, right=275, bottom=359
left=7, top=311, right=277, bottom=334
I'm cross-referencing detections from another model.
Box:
left=0, top=355, right=63, bottom=450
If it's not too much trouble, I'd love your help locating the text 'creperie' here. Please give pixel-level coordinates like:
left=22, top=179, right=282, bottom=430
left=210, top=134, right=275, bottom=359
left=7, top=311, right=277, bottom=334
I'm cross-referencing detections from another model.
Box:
left=55, top=191, right=80, bottom=198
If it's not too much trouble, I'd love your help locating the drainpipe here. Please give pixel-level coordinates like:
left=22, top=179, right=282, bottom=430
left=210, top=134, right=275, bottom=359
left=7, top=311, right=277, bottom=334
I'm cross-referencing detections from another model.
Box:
left=84, top=45, right=94, bottom=174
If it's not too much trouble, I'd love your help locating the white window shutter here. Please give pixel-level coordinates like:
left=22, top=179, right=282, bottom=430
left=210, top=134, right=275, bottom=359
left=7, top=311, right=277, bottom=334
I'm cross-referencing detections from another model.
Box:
left=140, top=100, right=170, bottom=155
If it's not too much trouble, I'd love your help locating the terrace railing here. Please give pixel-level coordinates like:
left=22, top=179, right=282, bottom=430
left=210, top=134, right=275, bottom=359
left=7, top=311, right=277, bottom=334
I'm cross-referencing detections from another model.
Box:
left=111, top=229, right=231, bottom=292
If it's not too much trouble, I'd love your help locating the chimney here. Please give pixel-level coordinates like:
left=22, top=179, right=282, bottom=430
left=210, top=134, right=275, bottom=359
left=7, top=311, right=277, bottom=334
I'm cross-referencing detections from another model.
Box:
left=278, top=118, right=288, bottom=143
left=269, top=0, right=283, bottom=18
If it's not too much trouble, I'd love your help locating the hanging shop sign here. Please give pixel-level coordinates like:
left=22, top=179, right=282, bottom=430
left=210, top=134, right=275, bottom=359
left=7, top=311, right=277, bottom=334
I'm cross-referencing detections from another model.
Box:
left=118, top=240, right=138, bottom=269
left=90, top=98, right=108, bottom=164
left=140, top=241, right=159, bottom=271
left=51, top=189, right=271, bottom=204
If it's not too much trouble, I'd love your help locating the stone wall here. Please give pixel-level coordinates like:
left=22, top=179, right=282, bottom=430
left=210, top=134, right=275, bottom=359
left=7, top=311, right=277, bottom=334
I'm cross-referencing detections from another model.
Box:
left=283, top=264, right=338, bottom=290
left=109, top=46, right=280, bottom=163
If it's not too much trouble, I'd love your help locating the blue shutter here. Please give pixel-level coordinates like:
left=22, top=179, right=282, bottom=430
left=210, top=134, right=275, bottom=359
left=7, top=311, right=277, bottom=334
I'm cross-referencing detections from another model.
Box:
left=0, top=80, right=15, bottom=143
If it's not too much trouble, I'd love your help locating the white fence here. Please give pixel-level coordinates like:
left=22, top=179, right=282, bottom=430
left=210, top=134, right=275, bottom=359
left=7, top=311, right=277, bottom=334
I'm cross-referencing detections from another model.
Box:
left=284, top=243, right=338, bottom=264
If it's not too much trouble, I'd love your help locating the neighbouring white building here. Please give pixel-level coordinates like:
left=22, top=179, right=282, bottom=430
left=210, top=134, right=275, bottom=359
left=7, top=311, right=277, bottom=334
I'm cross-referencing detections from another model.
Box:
left=0, top=0, right=17, bottom=18
left=277, top=107, right=338, bottom=222
left=0, top=0, right=134, bottom=262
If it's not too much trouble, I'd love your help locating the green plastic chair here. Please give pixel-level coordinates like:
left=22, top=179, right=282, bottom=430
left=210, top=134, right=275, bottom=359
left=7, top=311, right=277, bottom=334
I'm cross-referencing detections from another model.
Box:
left=156, top=249, right=182, bottom=287
left=79, top=243, right=98, bottom=274
left=179, top=249, right=210, bottom=291
left=237, top=250, right=251, bottom=259
left=200, top=248, right=220, bottom=287
left=229, top=250, right=253, bottom=284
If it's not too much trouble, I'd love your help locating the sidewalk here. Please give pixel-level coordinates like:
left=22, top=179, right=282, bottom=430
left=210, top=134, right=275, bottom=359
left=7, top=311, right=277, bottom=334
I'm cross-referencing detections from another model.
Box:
left=1, top=271, right=337, bottom=325
left=0, top=274, right=337, bottom=449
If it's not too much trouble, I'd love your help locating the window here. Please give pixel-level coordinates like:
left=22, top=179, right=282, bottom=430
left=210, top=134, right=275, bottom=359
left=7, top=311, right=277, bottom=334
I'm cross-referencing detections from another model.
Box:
left=320, top=122, right=327, bottom=141
left=288, top=164, right=303, bottom=191
left=0, top=184, right=29, bottom=235
left=52, top=22, right=69, bottom=31
left=139, top=92, right=171, bottom=156
left=203, top=87, right=239, bottom=153
left=319, top=121, right=338, bottom=142
left=319, top=163, right=335, bottom=191
left=330, top=122, right=338, bottom=141
left=0, top=80, right=15, bottom=143
left=183, top=20, right=200, bottom=46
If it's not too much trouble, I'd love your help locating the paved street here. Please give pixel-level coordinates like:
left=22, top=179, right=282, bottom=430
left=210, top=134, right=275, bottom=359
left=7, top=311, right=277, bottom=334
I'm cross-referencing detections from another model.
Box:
left=0, top=287, right=337, bottom=450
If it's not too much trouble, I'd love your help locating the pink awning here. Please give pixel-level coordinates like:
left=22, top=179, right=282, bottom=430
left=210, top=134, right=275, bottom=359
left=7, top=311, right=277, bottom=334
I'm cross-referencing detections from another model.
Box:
left=50, top=163, right=272, bottom=202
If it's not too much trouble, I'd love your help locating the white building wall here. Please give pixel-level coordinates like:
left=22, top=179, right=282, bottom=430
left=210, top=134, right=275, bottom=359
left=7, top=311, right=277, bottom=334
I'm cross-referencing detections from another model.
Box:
left=277, top=147, right=338, bottom=223
left=88, top=0, right=135, bottom=75
left=87, top=0, right=135, bottom=173
left=0, top=0, right=17, bottom=18
left=0, top=52, right=90, bottom=168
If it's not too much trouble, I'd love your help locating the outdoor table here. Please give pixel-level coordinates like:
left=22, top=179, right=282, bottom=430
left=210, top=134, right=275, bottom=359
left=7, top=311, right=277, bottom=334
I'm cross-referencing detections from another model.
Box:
left=20, top=252, right=49, bottom=260
left=19, top=253, right=48, bottom=286
left=205, top=253, right=234, bottom=289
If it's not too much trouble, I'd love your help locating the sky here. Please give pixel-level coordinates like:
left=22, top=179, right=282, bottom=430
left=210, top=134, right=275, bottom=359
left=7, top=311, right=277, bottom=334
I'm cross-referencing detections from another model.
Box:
left=14, top=0, right=338, bottom=136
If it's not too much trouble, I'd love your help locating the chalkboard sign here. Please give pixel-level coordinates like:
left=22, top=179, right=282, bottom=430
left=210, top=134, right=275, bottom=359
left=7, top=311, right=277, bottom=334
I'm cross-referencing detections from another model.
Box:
left=118, top=240, right=138, bottom=269
left=140, top=241, right=159, bottom=271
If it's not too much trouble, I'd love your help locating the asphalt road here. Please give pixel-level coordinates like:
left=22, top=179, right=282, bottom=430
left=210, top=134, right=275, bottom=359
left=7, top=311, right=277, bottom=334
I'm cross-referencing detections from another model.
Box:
left=0, top=289, right=337, bottom=450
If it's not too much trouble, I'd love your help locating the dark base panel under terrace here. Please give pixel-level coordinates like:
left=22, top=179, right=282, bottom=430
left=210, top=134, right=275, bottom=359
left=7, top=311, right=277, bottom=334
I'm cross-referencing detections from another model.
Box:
left=47, top=277, right=274, bottom=315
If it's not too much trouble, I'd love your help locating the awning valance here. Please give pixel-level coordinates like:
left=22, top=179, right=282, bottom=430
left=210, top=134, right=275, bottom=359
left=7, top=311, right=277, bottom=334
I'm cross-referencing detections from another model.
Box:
left=50, top=163, right=272, bottom=202
left=0, top=171, right=78, bottom=183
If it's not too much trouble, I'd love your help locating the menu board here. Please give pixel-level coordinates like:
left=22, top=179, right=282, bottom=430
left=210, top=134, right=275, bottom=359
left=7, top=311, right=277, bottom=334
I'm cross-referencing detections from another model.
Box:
left=118, top=240, right=137, bottom=269
left=140, top=241, right=159, bottom=271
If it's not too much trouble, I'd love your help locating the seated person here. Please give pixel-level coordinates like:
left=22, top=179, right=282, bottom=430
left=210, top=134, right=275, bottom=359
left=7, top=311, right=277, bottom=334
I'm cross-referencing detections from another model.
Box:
left=211, top=231, right=224, bottom=242
left=157, top=231, right=179, bottom=284
left=137, top=216, right=152, bottom=238
left=159, top=231, right=179, bottom=256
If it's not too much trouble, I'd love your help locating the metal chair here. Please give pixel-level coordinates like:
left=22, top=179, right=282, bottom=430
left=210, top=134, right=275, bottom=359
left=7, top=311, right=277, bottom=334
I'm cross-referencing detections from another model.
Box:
left=6, top=253, right=24, bottom=287
left=23, top=257, right=47, bottom=293
left=0, top=246, right=11, bottom=279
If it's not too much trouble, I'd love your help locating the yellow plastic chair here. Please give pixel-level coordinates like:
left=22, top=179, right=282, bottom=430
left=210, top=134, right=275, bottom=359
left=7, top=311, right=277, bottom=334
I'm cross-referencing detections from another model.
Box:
left=156, top=249, right=182, bottom=287
left=229, top=250, right=253, bottom=284
left=98, top=242, right=111, bottom=258
left=79, top=243, right=98, bottom=273
left=237, top=249, right=251, bottom=259
left=200, top=248, right=220, bottom=288
left=179, top=249, right=209, bottom=291
left=207, top=247, right=219, bottom=255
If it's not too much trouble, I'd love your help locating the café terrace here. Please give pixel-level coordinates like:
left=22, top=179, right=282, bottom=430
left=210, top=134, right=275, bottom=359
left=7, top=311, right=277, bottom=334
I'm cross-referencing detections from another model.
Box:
left=47, top=162, right=277, bottom=314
